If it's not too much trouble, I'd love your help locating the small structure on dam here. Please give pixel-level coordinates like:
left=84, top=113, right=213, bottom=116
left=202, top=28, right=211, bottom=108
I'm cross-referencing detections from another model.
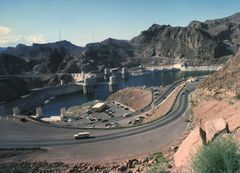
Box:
left=60, top=107, right=66, bottom=120
left=35, top=107, right=43, bottom=119
left=12, top=107, right=20, bottom=116
left=105, top=67, right=128, bottom=79
left=104, top=68, right=110, bottom=80
left=72, top=72, right=97, bottom=95
left=109, top=75, right=118, bottom=93
left=121, top=67, right=128, bottom=79
left=110, top=68, right=119, bottom=76
left=83, top=77, right=95, bottom=95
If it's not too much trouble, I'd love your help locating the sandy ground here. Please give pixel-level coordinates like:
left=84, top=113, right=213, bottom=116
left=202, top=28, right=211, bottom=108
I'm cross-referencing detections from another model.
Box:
left=107, top=87, right=152, bottom=111
left=192, top=88, right=240, bottom=125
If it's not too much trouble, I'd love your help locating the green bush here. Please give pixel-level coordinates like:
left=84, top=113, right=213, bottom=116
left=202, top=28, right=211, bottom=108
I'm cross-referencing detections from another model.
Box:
left=193, top=138, right=240, bottom=173
left=235, top=94, right=240, bottom=100
left=147, top=152, right=169, bottom=173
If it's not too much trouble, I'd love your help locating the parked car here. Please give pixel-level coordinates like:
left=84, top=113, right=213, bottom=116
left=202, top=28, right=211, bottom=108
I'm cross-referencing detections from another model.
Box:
left=101, top=119, right=108, bottom=123
left=89, top=118, right=96, bottom=121
left=87, top=123, right=95, bottom=127
left=123, top=113, right=132, bottom=117
left=127, top=121, right=132, bottom=124
left=110, top=115, right=115, bottom=118
left=105, top=123, right=112, bottom=128
left=111, top=122, right=120, bottom=128
left=97, top=118, right=102, bottom=121
left=133, top=119, right=141, bottom=124
left=139, top=116, right=145, bottom=121
left=20, top=118, right=27, bottom=122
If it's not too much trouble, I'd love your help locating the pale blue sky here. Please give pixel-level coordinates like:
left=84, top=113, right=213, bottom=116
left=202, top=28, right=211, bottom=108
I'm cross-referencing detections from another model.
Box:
left=0, top=0, right=240, bottom=47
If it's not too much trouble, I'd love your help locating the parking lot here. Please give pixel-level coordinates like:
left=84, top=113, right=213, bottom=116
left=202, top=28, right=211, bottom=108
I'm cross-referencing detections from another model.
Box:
left=56, top=101, right=134, bottom=128
left=50, top=85, right=169, bottom=129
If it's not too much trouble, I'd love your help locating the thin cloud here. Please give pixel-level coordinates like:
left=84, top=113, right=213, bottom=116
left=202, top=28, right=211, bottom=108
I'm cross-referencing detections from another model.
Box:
left=25, top=34, right=47, bottom=44
left=0, top=25, right=10, bottom=34
left=0, top=35, right=22, bottom=46
left=0, top=34, right=47, bottom=47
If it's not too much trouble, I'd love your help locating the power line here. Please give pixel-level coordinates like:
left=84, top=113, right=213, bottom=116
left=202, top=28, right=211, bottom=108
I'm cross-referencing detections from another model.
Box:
left=92, top=31, right=95, bottom=43
left=59, top=29, right=62, bottom=41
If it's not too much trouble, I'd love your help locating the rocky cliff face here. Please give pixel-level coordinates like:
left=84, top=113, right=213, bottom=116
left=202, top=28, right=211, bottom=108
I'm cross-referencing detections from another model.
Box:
left=0, top=78, right=32, bottom=102
left=131, top=13, right=240, bottom=65
left=62, top=38, right=137, bottom=73
left=0, top=53, right=46, bottom=76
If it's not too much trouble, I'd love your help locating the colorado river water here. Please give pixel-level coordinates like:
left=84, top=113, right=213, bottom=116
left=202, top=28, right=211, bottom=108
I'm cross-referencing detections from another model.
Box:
left=43, top=70, right=211, bottom=116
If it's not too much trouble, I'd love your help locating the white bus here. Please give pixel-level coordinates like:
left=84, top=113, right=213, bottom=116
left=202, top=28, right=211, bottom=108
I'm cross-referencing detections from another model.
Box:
left=74, top=132, right=90, bottom=139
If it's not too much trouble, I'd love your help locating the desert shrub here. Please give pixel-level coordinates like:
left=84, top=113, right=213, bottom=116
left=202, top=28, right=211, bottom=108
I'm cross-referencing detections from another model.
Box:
left=193, top=138, right=240, bottom=173
left=236, top=94, right=240, bottom=100
left=0, top=163, right=31, bottom=173
left=147, top=152, right=169, bottom=173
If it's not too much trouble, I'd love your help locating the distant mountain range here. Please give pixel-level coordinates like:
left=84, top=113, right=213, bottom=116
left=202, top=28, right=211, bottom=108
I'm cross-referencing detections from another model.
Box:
left=0, top=47, right=6, bottom=53
left=3, top=41, right=83, bottom=61
left=1, top=12, right=240, bottom=75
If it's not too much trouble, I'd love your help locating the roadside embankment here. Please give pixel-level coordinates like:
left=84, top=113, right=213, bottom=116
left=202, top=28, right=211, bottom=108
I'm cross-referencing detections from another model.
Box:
left=144, top=83, right=186, bottom=123
left=172, top=51, right=240, bottom=171
left=0, top=151, right=170, bottom=173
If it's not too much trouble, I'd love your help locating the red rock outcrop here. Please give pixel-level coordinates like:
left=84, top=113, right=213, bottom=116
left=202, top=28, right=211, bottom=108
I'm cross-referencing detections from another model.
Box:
left=174, top=127, right=205, bottom=167
left=226, top=114, right=240, bottom=132
left=204, top=118, right=227, bottom=142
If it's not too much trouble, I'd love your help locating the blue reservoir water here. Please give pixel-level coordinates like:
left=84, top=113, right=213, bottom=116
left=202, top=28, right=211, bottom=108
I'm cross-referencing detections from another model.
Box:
left=43, top=71, right=211, bottom=116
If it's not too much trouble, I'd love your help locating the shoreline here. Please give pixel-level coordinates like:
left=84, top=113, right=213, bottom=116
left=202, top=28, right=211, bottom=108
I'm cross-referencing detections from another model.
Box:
left=0, top=70, right=212, bottom=117
left=145, top=64, right=223, bottom=72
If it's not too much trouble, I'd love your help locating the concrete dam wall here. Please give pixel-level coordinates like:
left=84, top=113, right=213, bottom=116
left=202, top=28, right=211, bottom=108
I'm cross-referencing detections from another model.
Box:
left=0, top=84, right=82, bottom=116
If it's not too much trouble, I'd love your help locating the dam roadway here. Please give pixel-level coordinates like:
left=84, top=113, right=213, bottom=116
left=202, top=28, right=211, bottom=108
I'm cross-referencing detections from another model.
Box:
left=0, top=83, right=195, bottom=162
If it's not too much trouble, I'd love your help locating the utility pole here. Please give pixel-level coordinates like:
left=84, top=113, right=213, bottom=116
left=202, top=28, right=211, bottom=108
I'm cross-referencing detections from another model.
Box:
left=59, top=29, right=62, bottom=41
left=92, top=31, right=95, bottom=43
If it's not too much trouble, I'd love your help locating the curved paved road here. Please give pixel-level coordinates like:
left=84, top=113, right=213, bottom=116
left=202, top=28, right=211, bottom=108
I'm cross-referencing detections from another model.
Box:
left=0, top=82, right=197, bottom=162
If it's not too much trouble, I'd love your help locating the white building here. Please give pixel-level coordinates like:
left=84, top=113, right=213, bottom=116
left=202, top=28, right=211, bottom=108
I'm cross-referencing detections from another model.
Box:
left=92, top=102, right=106, bottom=112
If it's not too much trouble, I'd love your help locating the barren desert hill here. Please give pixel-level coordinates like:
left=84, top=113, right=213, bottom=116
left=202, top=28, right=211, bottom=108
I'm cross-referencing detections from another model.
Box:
left=199, top=49, right=240, bottom=97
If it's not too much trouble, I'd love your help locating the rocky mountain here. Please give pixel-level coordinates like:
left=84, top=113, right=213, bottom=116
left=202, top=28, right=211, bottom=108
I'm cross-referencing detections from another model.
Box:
left=3, top=40, right=83, bottom=61
left=62, top=38, right=136, bottom=73
left=0, top=47, right=6, bottom=53
left=131, top=13, right=240, bottom=65
left=1, top=12, right=240, bottom=74
left=0, top=54, right=33, bottom=75
left=0, top=41, right=83, bottom=74
left=0, top=78, right=32, bottom=102
left=0, top=39, right=137, bottom=74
